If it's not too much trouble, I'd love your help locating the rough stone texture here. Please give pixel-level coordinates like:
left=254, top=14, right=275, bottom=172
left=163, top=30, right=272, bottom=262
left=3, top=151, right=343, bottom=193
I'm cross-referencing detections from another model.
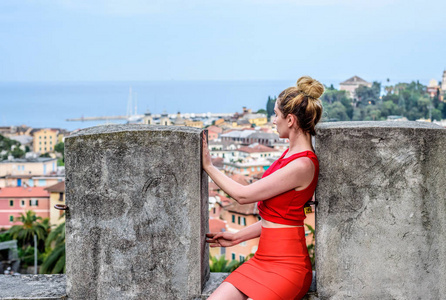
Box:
left=65, top=125, right=209, bottom=300
left=314, top=121, right=446, bottom=300
left=0, top=275, right=66, bottom=299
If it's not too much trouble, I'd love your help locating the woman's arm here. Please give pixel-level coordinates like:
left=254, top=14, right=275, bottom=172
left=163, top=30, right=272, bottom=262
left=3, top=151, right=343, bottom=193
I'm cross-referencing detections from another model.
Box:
left=206, top=221, right=262, bottom=248
left=202, top=133, right=315, bottom=204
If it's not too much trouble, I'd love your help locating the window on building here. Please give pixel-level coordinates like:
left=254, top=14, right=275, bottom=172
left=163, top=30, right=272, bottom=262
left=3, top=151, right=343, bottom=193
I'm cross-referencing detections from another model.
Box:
left=242, top=217, right=246, bottom=226
left=232, top=215, right=235, bottom=223
left=39, top=147, right=41, bottom=151
left=44, top=136, right=47, bottom=139
left=251, top=167, right=254, bottom=172
left=39, top=136, right=41, bottom=139
left=231, top=253, right=236, bottom=260
left=29, top=199, right=38, bottom=206
left=59, top=193, right=64, bottom=201
left=221, top=247, right=226, bottom=255
left=239, top=255, right=245, bottom=262
left=39, top=141, right=41, bottom=145
left=21, top=200, right=25, bottom=207
left=238, top=216, right=241, bottom=225
left=9, top=200, right=14, bottom=207
left=212, top=207, right=216, bottom=214
left=9, top=216, right=14, bottom=222
left=240, top=241, right=247, bottom=246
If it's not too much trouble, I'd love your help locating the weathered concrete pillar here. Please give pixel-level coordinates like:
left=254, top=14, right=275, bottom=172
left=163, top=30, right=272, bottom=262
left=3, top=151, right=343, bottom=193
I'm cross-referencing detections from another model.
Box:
left=315, top=121, right=446, bottom=299
left=65, top=125, right=209, bottom=299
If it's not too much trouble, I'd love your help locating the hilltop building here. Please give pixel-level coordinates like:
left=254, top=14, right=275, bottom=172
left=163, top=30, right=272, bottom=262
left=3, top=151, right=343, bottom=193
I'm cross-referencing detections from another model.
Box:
left=427, top=79, right=441, bottom=98
left=340, top=75, right=372, bottom=100
left=441, top=70, right=446, bottom=99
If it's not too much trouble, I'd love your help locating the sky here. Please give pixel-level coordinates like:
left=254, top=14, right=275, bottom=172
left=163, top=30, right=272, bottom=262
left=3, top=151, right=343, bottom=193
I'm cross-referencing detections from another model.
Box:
left=0, top=0, right=445, bottom=83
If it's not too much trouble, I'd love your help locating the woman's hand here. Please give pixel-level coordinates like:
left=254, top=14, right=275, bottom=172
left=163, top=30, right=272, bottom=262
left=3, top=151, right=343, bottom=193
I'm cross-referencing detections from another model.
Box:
left=202, top=131, right=213, bottom=171
left=206, top=232, right=239, bottom=248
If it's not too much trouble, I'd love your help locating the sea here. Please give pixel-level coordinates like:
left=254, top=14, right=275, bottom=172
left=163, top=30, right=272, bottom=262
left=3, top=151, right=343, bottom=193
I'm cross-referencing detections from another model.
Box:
left=0, top=78, right=385, bottom=131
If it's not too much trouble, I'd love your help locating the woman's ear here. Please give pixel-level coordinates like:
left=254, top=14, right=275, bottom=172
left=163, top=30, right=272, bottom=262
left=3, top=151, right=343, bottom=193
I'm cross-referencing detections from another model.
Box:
left=287, top=114, right=297, bottom=128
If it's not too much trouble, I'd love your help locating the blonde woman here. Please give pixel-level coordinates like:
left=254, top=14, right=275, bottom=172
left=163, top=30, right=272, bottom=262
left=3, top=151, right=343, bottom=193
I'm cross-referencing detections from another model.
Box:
left=203, top=76, right=324, bottom=300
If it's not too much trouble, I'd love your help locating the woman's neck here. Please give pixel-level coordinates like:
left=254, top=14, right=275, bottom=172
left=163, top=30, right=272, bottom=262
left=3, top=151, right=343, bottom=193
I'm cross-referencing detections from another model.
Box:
left=287, top=129, right=313, bottom=155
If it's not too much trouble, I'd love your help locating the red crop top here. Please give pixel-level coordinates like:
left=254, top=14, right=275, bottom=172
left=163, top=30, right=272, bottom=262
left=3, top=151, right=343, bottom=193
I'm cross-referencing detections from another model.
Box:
left=257, top=149, right=319, bottom=226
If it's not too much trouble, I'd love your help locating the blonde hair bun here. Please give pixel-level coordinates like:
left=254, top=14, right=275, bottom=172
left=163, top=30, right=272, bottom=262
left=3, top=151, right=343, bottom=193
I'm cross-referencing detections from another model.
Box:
left=296, top=76, right=324, bottom=100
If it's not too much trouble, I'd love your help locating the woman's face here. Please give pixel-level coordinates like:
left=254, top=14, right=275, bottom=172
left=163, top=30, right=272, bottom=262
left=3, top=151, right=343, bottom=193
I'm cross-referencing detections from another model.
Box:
left=273, top=101, right=288, bottom=138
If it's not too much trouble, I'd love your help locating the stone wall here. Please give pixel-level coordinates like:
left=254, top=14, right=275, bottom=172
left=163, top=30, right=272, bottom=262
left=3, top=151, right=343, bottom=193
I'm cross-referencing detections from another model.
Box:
left=65, top=125, right=209, bottom=300
left=314, top=121, right=446, bottom=299
left=3, top=122, right=444, bottom=299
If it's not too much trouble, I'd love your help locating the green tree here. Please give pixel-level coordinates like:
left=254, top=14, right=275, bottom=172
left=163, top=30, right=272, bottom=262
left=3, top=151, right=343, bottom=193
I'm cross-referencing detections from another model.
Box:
left=41, top=222, right=66, bottom=274
left=7, top=211, right=49, bottom=251
left=324, top=102, right=349, bottom=121
left=305, top=224, right=315, bottom=269
left=266, top=96, right=276, bottom=118
left=209, top=255, right=240, bottom=272
left=54, top=142, right=65, bottom=165
left=355, top=82, right=381, bottom=106
left=54, top=142, right=64, bottom=155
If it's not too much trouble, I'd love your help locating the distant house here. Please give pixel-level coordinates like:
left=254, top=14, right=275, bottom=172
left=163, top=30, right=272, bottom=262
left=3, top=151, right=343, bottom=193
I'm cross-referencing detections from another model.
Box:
left=221, top=200, right=260, bottom=263
left=339, top=76, right=372, bottom=100
left=441, top=70, right=446, bottom=98
left=0, top=157, right=61, bottom=188
left=221, top=129, right=279, bottom=148
left=31, top=128, right=67, bottom=154
left=0, top=186, right=50, bottom=229
left=45, top=181, right=65, bottom=226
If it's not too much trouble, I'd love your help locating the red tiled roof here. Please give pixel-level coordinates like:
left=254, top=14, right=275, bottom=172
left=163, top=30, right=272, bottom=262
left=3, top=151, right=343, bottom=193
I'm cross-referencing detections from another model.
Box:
left=45, top=181, right=65, bottom=193
left=238, top=144, right=279, bottom=153
left=0, top=187, right=50, bottom=198
left=211, top=157, right=224, bottom=168
left=230, top=174, right=249, bottom=186
left=207, top=126, right=223, bottom=134
left=209, top=181, right=220, bottom=191
left=209, top=218, right=227, bottom=232
left=226, top=201, right=259, bottom=216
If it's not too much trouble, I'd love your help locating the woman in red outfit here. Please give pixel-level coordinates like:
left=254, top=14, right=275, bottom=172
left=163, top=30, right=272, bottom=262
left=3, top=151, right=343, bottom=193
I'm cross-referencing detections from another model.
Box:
left=203, top=76, right=324, bottom=300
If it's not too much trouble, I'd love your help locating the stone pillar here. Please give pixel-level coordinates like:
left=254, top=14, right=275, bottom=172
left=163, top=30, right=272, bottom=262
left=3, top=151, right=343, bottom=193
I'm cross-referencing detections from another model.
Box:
left=65, top=125, right=209, bottom=300
left=314, top=121, right=446, bottom=299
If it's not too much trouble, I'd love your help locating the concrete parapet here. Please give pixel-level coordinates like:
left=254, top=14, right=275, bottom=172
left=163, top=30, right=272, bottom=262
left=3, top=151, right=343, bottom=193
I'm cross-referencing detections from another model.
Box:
left=65, top=125, right=208, bottom=299
left=0, top=275, right=66, bottom=299
left=314, top=121, right=446, bottom=299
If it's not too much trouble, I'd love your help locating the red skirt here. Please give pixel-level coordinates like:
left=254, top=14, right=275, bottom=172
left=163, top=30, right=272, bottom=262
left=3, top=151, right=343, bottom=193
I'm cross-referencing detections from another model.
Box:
left=224, top=226, right=312, bottom=300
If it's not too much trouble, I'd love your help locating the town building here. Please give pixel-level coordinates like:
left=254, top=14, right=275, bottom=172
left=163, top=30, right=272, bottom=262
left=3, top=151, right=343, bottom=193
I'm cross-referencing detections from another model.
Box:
left=0, top=186, right=50, bottom=229
left=236, top=144, right=280, bottom=160
left=0, top=156, right=60, bottom=188
left=222, top=160, right=271, bottom=177
left=427, top=79, right=441, bottom=98
left=45, top=181, right=65, bottom=226
left=31, top=128, right=63, bottom=154
left=221, top=129, right=279, bottom=148
left=339, top=76, right=372, bottom=100
left=221, top=201, right=260, bottom=262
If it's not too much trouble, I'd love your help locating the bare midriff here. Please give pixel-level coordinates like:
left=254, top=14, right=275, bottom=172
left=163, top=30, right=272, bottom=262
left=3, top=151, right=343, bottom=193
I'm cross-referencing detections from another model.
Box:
left=261, top=219, right=304, bottom=228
